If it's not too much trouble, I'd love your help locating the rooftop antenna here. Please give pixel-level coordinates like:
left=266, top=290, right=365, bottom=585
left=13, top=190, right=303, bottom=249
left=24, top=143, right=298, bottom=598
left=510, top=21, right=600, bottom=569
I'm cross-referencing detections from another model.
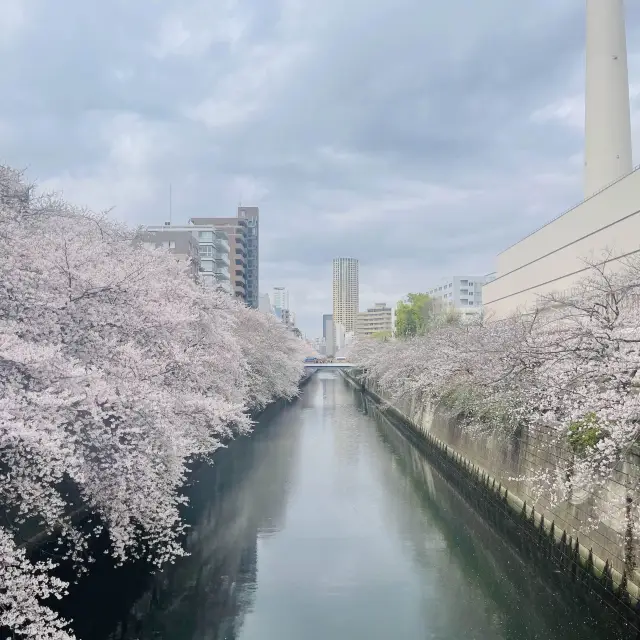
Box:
left=169, top=183, right=173, bottom=225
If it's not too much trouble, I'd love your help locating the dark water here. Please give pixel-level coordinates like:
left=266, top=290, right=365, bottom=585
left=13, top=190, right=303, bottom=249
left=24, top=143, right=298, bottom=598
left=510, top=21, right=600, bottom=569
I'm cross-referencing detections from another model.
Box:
left=65, top=372, right=621, bottom=639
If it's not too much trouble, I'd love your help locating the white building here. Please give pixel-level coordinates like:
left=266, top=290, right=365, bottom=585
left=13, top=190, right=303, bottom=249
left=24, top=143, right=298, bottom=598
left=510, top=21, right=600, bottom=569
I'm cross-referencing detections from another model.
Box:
left=259, top=293, right=273, bottom=314
left=272, top=287, right=289, bottom=313
left=427, top=276, right=492, bottom=320
left=332, top=258, right=359, bottom=333
left=323, top=314, right=335, bottom=357
left=484, top=0, right=639, bottom=319
left=355, top=303, right=393, bottom=337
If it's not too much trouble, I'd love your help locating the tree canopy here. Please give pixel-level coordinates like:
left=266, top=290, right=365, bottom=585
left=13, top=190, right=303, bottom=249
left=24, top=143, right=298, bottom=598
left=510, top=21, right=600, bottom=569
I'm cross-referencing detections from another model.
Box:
left=351, top=255, right=640, bottom=549
left=0, top=167, right=305, bottom=639
left=395, top=293, right=432, bottom=337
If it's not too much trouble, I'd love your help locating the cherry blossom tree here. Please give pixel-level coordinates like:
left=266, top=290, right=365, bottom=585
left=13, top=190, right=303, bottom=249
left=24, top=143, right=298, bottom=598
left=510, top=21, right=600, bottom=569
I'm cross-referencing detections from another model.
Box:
left=351, top=256, right=640, bottom=542
left=0, top=166, right=303, bottom=639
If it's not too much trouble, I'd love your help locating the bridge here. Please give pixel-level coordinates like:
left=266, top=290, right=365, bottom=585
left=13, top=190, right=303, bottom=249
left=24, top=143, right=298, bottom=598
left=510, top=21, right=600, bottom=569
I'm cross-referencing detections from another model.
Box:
left=303, top=362, right=354, bottom=368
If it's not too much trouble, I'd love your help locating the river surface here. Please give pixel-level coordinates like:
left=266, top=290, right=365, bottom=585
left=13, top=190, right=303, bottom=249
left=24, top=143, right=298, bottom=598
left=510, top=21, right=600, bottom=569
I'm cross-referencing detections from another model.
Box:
left=66, top=372, right=621, bottom=639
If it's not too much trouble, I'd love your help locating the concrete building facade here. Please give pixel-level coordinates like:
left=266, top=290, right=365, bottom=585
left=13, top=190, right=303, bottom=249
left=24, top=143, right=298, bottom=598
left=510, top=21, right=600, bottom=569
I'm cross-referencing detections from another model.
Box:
left=483, top=0, right=639, bottom=319
left=272, top=287, right=289, bottom=316
left=190, top=214, right=253, bottom=303
left=332, top=258, right=359, bottom=333
left=427, top=276, right=491, bottom=320
left=259, top=293, right=273, bottom=314
left=323, top=313, right=335, bottom=358
left=238, top=207, right=259, bottom=308
left=143, top=224, right=231, bottom=291
left=139, top=228, right=201, bottom=282
left=356, top=303, right=393, bottom=337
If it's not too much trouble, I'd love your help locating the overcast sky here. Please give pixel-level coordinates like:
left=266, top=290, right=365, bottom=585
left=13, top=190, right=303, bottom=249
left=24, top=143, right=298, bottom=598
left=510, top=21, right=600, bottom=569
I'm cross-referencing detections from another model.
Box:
left=3, top=1, right=640, bottom=336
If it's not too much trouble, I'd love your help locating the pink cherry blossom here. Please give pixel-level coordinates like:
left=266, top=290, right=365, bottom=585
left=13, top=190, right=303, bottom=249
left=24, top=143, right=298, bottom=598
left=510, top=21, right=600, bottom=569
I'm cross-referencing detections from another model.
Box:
left=0, top=166, right=305, bottom=638
left=350, top=255, right=640, bottom=547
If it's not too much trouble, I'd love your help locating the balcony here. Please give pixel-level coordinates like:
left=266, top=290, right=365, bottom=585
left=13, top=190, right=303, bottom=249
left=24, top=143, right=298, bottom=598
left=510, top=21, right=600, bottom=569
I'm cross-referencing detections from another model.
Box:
left=214, top=269, right=230, bottom=281
left=214, top=252, right=230, bottom=267
left=214, top=236, right=230, bottom=254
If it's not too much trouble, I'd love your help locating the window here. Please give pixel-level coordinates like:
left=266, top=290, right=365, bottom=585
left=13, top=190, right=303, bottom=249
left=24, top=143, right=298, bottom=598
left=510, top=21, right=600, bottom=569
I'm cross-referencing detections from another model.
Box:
left=460, top=280, right=468, bottom=286
left=169, top=241, right=176, bottom=249
left=200, top=246, right=214, bottom=257
left=198, top=231, right=214, bottom=241
left=200, top=260, right=214, bottom=273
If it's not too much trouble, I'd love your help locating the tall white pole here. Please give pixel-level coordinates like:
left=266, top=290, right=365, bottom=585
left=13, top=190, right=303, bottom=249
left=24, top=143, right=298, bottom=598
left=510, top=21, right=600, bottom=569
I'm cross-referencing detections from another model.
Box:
left=584, top=0, right=633, bottom=198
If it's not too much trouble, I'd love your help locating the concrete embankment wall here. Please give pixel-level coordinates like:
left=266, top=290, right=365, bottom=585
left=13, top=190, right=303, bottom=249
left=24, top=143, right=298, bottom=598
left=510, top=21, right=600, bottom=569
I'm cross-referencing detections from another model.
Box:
left=342, top=370, right=640, bottom=629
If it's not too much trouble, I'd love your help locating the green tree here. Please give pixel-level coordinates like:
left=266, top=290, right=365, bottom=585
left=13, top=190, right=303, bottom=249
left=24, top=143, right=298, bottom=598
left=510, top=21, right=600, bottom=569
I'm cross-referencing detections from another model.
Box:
left=395, top=293, right=433, bottom=338
left=371, top=330, right=392, bottom=342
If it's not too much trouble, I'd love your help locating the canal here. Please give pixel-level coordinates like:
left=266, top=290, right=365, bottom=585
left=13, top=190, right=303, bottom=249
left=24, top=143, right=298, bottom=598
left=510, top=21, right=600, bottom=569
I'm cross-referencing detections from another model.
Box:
left=64, top=371, right=621, bottom=639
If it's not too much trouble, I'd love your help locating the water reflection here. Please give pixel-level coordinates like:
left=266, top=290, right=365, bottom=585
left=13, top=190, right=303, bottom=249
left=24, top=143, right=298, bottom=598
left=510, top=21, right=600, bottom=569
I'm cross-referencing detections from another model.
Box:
left=63, top=373, right=621, bottom=640
left=98, top=400, right=303, bottom=640
left=364, top=395, right=616, bottom=639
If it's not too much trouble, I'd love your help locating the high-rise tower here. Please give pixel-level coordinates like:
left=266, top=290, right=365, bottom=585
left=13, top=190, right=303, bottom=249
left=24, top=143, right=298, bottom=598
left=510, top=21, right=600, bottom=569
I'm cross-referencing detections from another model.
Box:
left=584, top=0, right=633, bottom=198
left=332, top=258, right=359, bottom=334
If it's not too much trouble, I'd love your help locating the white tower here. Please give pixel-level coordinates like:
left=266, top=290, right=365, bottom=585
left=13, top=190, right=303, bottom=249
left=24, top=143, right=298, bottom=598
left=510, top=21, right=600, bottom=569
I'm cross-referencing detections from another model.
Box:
left=584, top=0, right=633, bottom=198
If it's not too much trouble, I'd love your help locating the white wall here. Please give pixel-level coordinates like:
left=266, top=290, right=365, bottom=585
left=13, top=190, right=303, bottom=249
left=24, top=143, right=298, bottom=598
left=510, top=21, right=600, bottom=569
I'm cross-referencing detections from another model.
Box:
left=484, top=168, right=640, bottom=318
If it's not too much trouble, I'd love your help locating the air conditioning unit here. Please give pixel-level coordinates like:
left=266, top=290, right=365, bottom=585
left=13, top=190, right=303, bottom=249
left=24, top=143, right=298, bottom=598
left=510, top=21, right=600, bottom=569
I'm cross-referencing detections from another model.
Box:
left=164, top=221, right=171, bottom=226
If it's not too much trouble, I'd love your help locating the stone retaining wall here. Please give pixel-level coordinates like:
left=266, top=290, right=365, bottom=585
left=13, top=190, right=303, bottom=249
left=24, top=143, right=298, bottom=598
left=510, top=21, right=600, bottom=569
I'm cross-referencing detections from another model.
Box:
left=342, top=370, right=640, bottom=622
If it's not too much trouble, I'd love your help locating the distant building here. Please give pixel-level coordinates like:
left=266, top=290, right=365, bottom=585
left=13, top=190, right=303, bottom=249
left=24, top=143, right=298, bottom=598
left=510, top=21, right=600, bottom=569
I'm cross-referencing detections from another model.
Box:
left=259, top=293, right=273, bottom=314
left=427, top=276, right=492, bottom=321
left=333, top=322, right=347, bottom=353
left=272, top=287, right=289, bottom=316
left=332, top=258, right=359, bottom=333
left=238, top=207, right=259, bottom=309
left=323, top=314, right=335, bottom=357
left=356, top=303, right=393, bottom=337
left=189, top=207, right=259, bottom=307
left=142, top=224, right=232, bottom=291
left=281, top=308, right=296, bottom=329
left=322, top=314, right=332, bottom=340
left=138, top=228, right=201, bottom=282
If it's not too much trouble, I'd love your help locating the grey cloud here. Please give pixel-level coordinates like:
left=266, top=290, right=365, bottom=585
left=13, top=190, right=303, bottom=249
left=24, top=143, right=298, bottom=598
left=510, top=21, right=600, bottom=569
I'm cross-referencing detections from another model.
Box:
left=1, top=0, right=639, bottom=335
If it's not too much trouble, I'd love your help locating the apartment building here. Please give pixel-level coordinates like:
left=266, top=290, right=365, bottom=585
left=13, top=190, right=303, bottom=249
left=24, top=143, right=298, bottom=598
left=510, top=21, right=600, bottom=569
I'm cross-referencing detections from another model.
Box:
left=272, top=287, right=289, bottom=315
left=427, top=275, right=491, bottom=320
left=189, top=217, right=246, bottom=301
left=190, top=207, right=259, bottom=307
left=332, top=258, right=359, bottom=333
left=238, top=207, right=259, bottom=308
left=142, top=224, right=231, bottom=291
left=355, top=303, right=393, bottom=337
left=138, top=228, right=201, bottom=282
